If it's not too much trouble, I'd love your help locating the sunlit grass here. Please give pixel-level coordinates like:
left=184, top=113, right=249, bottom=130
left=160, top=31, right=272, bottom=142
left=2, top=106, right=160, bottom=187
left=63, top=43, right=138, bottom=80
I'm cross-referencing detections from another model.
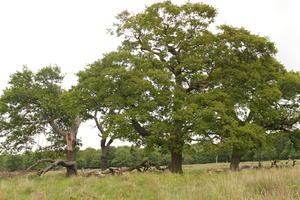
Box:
left=0, top=162, right=299, bottom=200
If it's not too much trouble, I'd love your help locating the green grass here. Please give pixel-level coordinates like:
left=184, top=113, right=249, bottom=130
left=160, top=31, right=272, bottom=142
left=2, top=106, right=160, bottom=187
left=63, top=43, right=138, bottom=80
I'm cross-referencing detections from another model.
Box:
left=1, top=162, right=300, bottom=200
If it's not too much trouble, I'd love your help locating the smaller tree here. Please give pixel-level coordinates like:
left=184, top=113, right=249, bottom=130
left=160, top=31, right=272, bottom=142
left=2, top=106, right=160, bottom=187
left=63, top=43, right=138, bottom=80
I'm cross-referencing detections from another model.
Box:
left=77, top=66, right=119, bottom=170
left=0, top=66, right=83, bottom=176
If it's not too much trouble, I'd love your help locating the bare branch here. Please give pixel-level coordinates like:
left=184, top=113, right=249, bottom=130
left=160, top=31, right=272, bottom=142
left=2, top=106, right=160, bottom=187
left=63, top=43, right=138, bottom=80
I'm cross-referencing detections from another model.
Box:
left=26, top=159, right=55, bottom=171
left=37, top=160, right=76, bottom=176
left=26, top=159, right=76, bottom=176
left=86, top=160, right=168, bottom=176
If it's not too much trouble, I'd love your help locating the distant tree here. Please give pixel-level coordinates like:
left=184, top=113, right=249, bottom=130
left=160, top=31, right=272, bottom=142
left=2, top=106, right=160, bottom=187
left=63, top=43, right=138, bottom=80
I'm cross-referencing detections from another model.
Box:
left=0, top=66, right=83, bottom=176
left=110, top=146, right=136, bottom=167
left=5, top=155, right=24, bottom=171
left=77, top=148, right=100, bottom=169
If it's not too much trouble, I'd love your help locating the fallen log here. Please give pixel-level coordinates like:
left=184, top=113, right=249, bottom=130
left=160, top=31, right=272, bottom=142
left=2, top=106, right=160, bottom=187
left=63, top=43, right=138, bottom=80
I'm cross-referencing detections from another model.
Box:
left=85, top=160, right=168, bottom=177
left=26, top=159, right=56, bottom=171
left=26, top=159, right=76, bottom=176
left=207, top=168, right=229, bottom=174
left=208, top=160, right=297, bottom=174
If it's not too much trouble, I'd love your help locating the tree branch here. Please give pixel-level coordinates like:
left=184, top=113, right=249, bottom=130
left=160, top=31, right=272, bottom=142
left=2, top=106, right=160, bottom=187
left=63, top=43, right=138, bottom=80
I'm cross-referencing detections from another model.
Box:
left=131, top=119, right=152, bottom=137
left=135, top=32, right=166, bottom=62
left=26, top=159, right=55, bottom=171
left=70, top=116, right=81, bottom=135
left=48, top=119, right=67, bottom=137
left=106, top=138, right=114, bottom=147
left=37, top=160, right=76, bottom=176
left=167, top=45, right=179, bottom=56
left=101, top=137, right=107, bottom=148
left=186, top=79, right=210, bottom=92
left=93, top=111, right=105, bottom=135
left=26, top=159, right=76, bottom=176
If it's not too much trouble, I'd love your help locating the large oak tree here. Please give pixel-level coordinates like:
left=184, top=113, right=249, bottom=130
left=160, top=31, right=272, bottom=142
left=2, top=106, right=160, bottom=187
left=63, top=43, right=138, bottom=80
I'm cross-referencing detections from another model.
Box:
left=99, top=1, right=297, bottom=173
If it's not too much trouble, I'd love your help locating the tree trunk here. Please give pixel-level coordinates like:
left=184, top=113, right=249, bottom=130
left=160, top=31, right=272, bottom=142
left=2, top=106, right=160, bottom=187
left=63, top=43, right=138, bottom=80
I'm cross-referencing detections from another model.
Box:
left=66, top=149, right=77, bottom=176
left=169, top=151, right=183, bottom=174
left=66, top=133, right=77, bottom=176
left=230, top=154, right=241, bottom=171
left=49, top=116, right=81, bottom=177
left=230, top=145, right=244, bottom=171
left=101, top=145, right=108, bottom=170
left=100, top=137, right=113, bottom=170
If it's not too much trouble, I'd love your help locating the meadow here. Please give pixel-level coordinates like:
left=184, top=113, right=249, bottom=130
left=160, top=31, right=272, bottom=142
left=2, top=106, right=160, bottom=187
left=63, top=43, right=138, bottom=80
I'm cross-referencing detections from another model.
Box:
left=0, top=162, right=300, bottom=200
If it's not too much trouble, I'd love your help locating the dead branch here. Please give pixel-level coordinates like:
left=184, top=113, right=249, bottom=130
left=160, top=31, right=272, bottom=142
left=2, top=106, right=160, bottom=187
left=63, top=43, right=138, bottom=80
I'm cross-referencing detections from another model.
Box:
left=26, top=159, right=56, bottom=171
left=38, top=160, right=76, bottom=176
left=121, top=160, right=168, bottom=173
left=208, top=159, right=298, bottom=174
left=207, top=168, right=230, bottom=174
left=85, top=160, right=168, bottom=177
left=271, top=160, right=279, bottom=168
left=26, top=159, right=76, bottom=176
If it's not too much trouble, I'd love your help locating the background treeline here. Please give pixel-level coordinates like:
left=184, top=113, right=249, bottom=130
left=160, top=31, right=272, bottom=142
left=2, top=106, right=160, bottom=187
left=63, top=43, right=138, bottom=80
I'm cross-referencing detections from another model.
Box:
left=1, top=132, right=298, bottom=171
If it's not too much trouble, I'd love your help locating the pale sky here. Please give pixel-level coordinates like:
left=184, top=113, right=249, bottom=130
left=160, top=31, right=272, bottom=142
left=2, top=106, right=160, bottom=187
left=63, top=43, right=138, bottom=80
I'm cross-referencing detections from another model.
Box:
left=0, top=0, right=299, bottom=149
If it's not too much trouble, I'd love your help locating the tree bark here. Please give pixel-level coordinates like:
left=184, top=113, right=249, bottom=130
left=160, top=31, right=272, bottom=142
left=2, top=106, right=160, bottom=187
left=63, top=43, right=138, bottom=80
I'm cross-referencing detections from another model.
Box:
left=230, top=145, right=244, bottom=171
left=169, top=151, right=183, bottom=174
left=86, top=160, right=168, bottom=177
left=49, top=116, right=81, bottom=177
left=230, top=154, right=242, bottom=171
left=100, top=137, right=113, bottom=170
left=66, top=133, right=77, bottom=176
left=101, top=143, right=108, bottom=170
left=94, top=112, right=114, bottom=170
left=26, top=159, right=76, bottom=176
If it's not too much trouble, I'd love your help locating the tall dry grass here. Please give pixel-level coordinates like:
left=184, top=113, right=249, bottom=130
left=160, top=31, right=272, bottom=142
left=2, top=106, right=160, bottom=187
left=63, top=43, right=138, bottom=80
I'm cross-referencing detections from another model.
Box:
left=0, top=162, right=299, bottom=200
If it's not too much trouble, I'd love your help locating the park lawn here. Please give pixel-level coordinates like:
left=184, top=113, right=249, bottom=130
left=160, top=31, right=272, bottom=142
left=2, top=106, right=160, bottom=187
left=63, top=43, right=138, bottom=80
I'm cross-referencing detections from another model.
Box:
left=0, top=162, right=300, bottom=200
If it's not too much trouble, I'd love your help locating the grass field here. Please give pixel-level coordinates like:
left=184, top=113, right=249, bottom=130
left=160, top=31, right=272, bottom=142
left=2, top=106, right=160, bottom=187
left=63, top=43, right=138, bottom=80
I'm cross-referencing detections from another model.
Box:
left=0, top=162, right=300, bottom=200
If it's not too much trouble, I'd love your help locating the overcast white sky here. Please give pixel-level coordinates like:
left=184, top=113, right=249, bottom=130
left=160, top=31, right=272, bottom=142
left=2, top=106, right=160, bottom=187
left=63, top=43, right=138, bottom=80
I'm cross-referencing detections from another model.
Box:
left=0, top=0, right=299, bottom=149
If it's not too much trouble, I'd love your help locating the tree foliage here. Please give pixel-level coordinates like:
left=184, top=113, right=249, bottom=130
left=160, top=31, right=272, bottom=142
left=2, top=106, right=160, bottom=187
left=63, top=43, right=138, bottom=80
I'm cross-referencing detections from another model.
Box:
left=0, top=1, right=300, bottom=175
left=77, top=1, right=300, bottom=173
left=0, top=66, right=83, bottom=176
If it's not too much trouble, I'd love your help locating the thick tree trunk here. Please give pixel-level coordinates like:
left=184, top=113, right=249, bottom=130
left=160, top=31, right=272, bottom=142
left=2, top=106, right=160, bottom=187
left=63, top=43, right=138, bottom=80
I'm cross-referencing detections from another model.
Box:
left=169, top=151, right=183, bottom=174
left=230, top=145, right=244, bottom=171
left=101, top=145, right=108, bottom=170
left=66, top=133, right=77, bottom=177
left=100, top=138, right=113, bottom=170
left=94, top=113, right=114, bottom=170
left=66, top=149, right=77, bottom=176
left=230, top=154, right=241, bottom=171
left=49, top=116, right=81, bottom=177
